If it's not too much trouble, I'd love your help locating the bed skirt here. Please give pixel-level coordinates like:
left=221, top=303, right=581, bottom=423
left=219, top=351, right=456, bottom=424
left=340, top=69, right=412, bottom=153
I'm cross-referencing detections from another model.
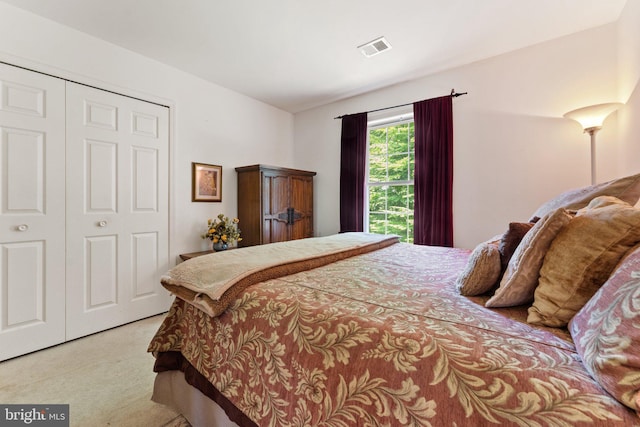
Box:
left=152, top=352, right=255, bottom=427
left=152, top=371, right=236, bottom=427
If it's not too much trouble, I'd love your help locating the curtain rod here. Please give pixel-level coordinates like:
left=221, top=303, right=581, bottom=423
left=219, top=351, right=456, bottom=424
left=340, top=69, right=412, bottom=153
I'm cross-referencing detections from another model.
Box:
left=333, top=89, right=467, bottom=119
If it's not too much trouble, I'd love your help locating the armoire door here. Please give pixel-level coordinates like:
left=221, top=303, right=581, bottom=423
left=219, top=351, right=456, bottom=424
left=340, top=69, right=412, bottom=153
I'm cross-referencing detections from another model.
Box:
left=263, top=172, right=290, bottom=243
left=65, top=82, right=171, bottom=340
left=290, top=175, right=314, bottom=240
left=0, top=63, right=66, bottom=361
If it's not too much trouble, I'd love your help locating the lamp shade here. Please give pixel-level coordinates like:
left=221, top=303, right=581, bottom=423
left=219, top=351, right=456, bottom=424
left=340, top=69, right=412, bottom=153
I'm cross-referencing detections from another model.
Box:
left=563, top=102, right=623, bottom=131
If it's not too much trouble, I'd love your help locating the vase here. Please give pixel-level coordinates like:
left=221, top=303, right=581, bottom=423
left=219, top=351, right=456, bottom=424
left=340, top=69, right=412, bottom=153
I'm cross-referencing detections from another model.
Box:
left=212, top=241, right=228, bottom=252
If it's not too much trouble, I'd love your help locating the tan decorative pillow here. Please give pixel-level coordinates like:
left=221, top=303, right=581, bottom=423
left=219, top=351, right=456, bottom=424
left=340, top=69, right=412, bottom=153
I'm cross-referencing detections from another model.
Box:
left=485, top=208, right=573, bottom=308
left=529, top=173, right=640, bottom=222
left=528, top=196, right=640, bottom=327
left=455, top=238, right=502, bottom=296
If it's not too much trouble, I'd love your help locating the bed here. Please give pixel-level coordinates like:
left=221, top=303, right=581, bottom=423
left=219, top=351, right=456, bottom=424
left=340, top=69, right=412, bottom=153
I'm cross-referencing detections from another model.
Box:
left=148, top=175, right=640, bottom=427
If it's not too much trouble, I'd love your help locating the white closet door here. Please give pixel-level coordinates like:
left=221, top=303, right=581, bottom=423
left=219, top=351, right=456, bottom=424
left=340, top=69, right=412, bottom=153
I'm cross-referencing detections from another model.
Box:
left=65, top=82, right=171, bottom=340
left=0, top=63, right=66, bottom=361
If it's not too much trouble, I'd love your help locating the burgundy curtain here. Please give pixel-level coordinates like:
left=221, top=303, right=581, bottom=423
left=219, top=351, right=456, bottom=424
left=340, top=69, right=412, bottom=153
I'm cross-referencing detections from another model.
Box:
left=339, top=112, right=367, bottom=232
left=413, top=96, right=453, bottom=247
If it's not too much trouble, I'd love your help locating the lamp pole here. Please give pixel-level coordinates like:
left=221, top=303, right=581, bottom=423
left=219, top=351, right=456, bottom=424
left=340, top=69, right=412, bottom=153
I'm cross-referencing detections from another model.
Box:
left=585, top=126, right=600, bottom=185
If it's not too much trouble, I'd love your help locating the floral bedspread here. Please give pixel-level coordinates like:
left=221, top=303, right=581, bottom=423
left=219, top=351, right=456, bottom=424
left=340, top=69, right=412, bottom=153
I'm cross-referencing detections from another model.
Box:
left=148, top=242, right=639, bottom=426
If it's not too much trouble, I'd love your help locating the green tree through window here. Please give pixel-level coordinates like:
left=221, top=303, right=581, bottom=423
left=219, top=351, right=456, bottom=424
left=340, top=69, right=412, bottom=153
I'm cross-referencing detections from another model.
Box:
left=367, top=120, right=414, bottom=243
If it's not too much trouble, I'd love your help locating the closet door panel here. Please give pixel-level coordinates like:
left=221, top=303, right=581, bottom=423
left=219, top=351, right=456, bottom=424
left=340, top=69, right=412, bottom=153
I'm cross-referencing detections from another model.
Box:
left=3, top=128, right=44, bottom=212
left=122, top=99, right=170, bottom=317
left=0, top=63, right=66, bottom=361
left=66, top=83, right=170, bottom=340
left=66, top=85, right=121, bottom=339
left=131, top=232, right=158, bottom=298
left=86, top=139, right=118, bottom=212
left=3, top=242, right=44, bottom=325
left=85, top=235, right=118, bottom=309
left=132, top=147, right=158, bottom=211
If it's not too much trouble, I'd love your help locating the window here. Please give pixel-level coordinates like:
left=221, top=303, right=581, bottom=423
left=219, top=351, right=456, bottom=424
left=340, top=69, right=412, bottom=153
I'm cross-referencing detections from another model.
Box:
left=366, top=117, right=415, bottom=243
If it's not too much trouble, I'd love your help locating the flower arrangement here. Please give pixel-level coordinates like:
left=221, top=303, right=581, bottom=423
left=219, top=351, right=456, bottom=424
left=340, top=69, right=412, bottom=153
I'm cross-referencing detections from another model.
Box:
left=202, top=213, right=241, bottom=245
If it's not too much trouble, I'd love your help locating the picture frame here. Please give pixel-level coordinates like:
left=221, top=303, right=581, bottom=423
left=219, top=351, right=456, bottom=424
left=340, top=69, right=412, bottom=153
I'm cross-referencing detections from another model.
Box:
left=192, top=162, right=222, bottom=202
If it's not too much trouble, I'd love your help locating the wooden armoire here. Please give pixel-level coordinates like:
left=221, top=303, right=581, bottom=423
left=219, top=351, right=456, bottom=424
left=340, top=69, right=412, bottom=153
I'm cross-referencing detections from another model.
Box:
left=236, top=165, right=316, bottom=247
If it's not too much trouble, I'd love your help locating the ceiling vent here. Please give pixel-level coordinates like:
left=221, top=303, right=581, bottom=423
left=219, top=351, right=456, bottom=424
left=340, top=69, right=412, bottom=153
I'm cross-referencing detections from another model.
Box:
left=358, top=36, right=392, bottom=58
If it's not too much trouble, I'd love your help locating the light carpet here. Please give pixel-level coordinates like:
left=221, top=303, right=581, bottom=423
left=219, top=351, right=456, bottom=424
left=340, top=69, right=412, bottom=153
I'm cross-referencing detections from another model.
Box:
left=0, top=314, right=191, bottom=426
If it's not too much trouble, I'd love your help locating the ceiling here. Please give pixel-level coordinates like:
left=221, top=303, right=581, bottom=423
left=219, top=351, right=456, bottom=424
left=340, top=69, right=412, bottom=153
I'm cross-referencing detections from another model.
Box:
left=1, top=0, right=627, bottom=113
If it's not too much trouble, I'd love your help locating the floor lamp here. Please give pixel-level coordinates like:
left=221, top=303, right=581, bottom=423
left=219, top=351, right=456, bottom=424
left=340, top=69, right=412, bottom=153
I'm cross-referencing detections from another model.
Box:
left=563, top=103, right=623, bottom=185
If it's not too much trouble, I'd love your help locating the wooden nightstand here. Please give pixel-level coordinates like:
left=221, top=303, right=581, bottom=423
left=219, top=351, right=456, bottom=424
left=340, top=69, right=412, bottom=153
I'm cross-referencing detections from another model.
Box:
left=179, top=250, right=214, bottom=261
left=179, top=247, right=238, bottom=261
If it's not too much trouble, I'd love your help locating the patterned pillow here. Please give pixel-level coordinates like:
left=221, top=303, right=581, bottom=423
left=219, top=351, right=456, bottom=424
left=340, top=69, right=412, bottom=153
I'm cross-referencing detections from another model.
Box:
left=528, top=196, right=640, bottom=327
left=485, top=208, right=573, bottom=308
left=455, top=238, right=502, bottom=296
left=569, top=243, right=640, bottom=411
left=529, top=172, right=640, bottom=222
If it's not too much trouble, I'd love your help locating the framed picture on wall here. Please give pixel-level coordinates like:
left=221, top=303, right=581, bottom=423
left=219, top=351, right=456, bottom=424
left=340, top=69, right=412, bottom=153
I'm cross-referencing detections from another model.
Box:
left=192, top=162, right=222, bottom=202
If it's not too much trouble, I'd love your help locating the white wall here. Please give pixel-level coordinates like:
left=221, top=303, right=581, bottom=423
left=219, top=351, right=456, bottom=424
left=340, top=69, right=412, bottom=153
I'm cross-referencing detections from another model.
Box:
left=0, top=2, right=295, bottom=262
left=618, top=0, right=640, bottom=178
left=294, top=23, right=624, bottom=249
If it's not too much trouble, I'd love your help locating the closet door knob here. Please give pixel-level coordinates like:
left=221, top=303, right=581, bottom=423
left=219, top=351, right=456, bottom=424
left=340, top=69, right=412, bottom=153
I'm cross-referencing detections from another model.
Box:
left=16, top=224, right=29, bottom=232
left=98, top=220, right=108, bottom=227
